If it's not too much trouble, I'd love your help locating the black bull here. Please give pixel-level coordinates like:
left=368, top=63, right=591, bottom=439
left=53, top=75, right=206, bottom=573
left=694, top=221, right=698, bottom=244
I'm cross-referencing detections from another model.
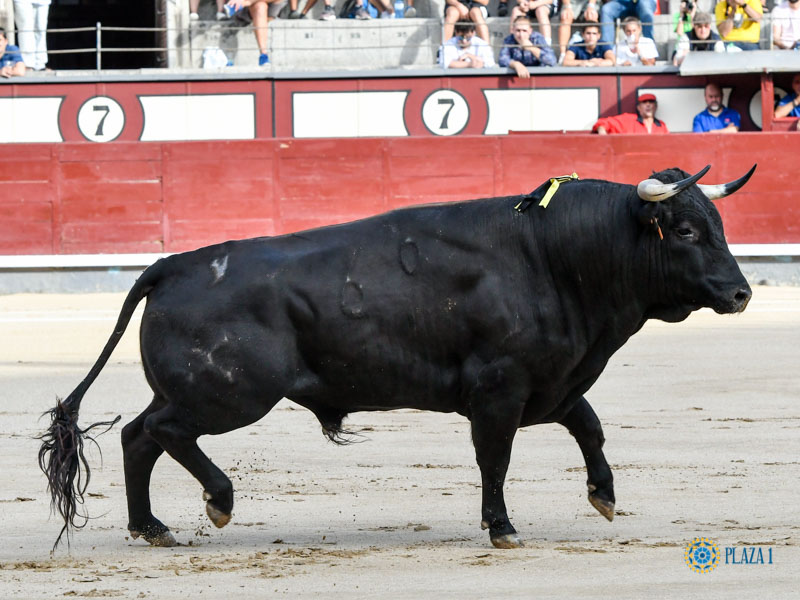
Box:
left=40, top=165, right=755, bottom=549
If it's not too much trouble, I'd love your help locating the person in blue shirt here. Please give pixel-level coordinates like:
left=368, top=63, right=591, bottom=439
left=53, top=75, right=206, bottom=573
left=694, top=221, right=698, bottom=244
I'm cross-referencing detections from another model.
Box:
left=563, top=23, right=615, bottom=66
left=774, top=73, right=800, bottom=127
left=693, top=82, right=741, bottom=133
left=498, top=16, right=557, bottom=79
left=0, top=27, right=26, bottom=78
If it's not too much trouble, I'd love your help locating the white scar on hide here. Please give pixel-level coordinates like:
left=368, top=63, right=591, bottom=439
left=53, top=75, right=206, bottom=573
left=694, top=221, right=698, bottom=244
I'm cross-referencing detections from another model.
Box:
left=210, top=255, right=229, bottom=284
left=191, top=335, right=234, bottom=383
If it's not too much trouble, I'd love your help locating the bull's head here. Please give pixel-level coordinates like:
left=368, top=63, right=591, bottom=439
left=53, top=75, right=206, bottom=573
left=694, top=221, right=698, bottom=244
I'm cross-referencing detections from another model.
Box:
left=633, top=165, right=755, bottom=322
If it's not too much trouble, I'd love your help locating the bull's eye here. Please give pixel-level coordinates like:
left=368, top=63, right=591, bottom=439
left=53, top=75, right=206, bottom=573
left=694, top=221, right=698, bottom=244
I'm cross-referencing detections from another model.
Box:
left=675, top=227, right=696, bottom=241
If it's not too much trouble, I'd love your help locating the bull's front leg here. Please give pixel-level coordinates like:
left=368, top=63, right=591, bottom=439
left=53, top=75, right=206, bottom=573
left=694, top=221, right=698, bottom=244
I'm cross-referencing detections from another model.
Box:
left=558, top=396, right=615, bottom=521
left=467, top=358, right=528, bottom=549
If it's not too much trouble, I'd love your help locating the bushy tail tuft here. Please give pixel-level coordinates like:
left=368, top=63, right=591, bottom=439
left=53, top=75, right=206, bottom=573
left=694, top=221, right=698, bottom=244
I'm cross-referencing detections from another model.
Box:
left=321, top=422, right=368, bottom=446
left=37, top=396, right=120, bottom=550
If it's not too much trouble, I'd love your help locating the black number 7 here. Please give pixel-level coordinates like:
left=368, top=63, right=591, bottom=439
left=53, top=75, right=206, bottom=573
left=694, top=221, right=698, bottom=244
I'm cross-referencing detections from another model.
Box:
left=438, top=98, right=455, bottom=129
left=93, top=105, right=110, bottom=136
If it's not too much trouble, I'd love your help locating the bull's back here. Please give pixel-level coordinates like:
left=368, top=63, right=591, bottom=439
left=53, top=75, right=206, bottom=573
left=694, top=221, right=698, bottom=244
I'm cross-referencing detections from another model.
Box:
left=140, top=198, right=529, bottom=410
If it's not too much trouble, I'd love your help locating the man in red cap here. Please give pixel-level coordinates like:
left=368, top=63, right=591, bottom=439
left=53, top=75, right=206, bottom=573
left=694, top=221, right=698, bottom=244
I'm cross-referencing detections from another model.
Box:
left=592, top=93, right=670, bottom=134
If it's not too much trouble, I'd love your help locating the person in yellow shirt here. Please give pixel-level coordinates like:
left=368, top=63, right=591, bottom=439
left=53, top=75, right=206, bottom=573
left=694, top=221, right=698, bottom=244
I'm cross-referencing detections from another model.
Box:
left=715, top=0, right=763, bottom=49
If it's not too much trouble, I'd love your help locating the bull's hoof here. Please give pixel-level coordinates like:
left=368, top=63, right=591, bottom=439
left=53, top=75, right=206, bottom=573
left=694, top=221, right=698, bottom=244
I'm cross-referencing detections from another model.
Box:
left=588, top=494, right=615, bottom=522
left=130, top=528, right=178, bottom=547
left=203, top=491, right=232, bottom=528
left=490, top=533, right=524, bottom=549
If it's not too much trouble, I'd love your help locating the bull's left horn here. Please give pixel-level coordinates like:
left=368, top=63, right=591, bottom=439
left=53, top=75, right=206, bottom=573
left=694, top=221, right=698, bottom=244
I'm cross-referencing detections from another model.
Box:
left=697, top=164, right=757, bottom=200
left=637, top=165, right=711, bottom=203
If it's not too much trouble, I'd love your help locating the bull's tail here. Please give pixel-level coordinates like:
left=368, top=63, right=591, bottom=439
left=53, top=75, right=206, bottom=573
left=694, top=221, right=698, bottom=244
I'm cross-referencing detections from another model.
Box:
left=37, top=259, right=165, bottom=550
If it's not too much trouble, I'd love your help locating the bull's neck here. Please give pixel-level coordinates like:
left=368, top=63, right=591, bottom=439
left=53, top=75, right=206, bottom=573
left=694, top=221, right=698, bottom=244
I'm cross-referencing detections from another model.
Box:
left=521, top=188, right=648, bottom=339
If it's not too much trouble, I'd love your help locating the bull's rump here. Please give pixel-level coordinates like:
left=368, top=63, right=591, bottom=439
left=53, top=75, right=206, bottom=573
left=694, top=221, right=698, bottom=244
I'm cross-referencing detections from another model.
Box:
left=139, top=199, right=532, bottom=413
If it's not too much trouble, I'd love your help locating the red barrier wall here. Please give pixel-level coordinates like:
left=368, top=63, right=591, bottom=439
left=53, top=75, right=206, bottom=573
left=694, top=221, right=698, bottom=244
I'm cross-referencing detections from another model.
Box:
left=2, top=133, right=797, bottom=256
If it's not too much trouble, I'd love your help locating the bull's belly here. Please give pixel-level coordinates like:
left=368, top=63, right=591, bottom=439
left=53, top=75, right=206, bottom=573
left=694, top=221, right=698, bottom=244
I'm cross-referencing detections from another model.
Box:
left=288, top=353, right=465, bottom=414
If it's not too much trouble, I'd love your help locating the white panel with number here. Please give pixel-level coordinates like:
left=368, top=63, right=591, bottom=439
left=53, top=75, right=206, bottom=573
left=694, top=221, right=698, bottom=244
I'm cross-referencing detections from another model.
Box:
left=484, top=89, right=599, bottom=134
left=0, top=97, right=63, bottom=143
left=140, top=94, right=256, bottom=141
left=293, top=91, right=409, bottom=138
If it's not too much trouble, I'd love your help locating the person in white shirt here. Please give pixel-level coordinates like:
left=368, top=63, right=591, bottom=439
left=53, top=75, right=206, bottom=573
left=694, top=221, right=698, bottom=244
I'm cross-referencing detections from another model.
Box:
left=614, top=16, right=658, bottom=66
left=439, top=21, right=496, bottom=69
left=772, top=0, right=800, bottom=50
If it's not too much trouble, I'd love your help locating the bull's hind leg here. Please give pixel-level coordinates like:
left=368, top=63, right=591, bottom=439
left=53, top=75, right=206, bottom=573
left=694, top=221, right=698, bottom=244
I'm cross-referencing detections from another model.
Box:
left=143, top=398, right=279, bottom=532
left=121, top=397, right=176, bottom=546
left=558, top=396, right=615, bottom=521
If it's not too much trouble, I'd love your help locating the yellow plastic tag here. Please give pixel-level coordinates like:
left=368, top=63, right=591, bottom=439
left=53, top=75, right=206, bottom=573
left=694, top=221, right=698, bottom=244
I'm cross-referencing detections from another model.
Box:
left=539, top=172, right=579, bottom=208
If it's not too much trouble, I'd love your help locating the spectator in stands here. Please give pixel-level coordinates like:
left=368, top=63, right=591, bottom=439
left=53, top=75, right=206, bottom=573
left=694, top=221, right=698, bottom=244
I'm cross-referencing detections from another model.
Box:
left=673, top=0, right=696, bottom=37
left=673, top=12, right=725, bottom=65
left=715, top=0, right=762, bottom=50
left=508, top=0, right=574, bottom=62
left=288, top=0, right=337, bottom=20
left=774, top=74, right=800, bottom=130
left=599, top=0, right=657, bottom=45
left=614, top=16, right=658, bottom=65
left=190, top=0, right=228, bottom=21
left=13, top=0, right=50, bottom=71
left=0, top=27, right=26, bottom=78
left=224, top=0, right=286, bottom=65
left=772, top=0, right=800, bottom=49
left=444, top=0, right=490, bottom=42
left=693, top=82, right=740, bottom=132
left=563, top=22, right=615, bottom=66
left=592, top=92, right=669, bottom=133
left=499, top=15, right=557, bottom=77
left=338, top=0, right=373, bottom=19
left=439, top=21, right=496, bottom=68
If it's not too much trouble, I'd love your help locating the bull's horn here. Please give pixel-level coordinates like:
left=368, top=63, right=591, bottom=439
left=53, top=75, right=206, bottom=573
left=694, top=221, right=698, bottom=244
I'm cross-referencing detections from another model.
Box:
left=637, top=165, right=711, bottom=203
left=697, top=164, right=757, bottom=200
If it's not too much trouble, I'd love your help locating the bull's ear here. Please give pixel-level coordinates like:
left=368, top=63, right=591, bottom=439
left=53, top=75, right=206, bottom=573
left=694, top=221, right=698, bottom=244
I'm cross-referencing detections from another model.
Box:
left=637, top=201, right=670, bottom=235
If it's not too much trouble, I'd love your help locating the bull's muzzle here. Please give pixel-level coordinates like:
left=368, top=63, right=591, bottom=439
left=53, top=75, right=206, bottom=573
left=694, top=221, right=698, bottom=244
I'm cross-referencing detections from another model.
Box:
left=716, top=284, right=752, bottom=315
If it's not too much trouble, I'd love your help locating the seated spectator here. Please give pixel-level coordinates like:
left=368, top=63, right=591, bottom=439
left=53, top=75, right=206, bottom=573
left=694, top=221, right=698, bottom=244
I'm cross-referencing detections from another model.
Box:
left=693, top=82, right=740, bottom=132
left=600, top=0, right=657, bottom=45
left=774, top=74, right=800, bottom=130
left=288, top=0, right=338, bottom=20
left=499, top=16, right=557, bottom=77
left=225, top=0, right=287, bottom=65
left=563, top=22, right=615, bottom=66
left=715, top=0, right=762, bottom=50
left=190, top=0, right=228, bottom=21
left=0, top=27, right=26, bottom=78
left=772, top=0, right=800, bottom=49
left=614, top=16, right=658, bottom=65
left=673, top=12, right=725, bottom=65
left=508, top=0, right=574, bottom=62
left=444, top=0, right=489, bottom=43
left=582, top=0, right=600, bottom=22
left=592, top=93, right=669, bottom=134
left=673, top=0, right=696, bottom=37
left=439, top=21, right=496, bottom=68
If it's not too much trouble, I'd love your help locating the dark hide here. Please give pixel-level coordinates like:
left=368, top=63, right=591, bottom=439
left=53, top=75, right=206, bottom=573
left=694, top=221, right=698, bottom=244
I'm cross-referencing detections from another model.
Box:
left=39, top=167, right=751, bottom=549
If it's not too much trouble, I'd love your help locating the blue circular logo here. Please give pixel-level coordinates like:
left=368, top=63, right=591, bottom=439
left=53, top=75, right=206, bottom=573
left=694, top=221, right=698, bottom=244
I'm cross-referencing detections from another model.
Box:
left=685, top=537, right=720, bottom=573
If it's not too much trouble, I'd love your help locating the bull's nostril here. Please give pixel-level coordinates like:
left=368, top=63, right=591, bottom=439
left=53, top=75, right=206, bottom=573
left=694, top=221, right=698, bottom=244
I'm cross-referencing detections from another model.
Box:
left=734, top=288, right=752, bottom=310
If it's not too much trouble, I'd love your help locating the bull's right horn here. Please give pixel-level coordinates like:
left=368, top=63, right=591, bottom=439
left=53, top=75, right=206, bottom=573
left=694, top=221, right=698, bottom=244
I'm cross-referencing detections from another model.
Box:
left=697, top=164, right=757, bottom=200
left=637, top=165, right=711, bottom=203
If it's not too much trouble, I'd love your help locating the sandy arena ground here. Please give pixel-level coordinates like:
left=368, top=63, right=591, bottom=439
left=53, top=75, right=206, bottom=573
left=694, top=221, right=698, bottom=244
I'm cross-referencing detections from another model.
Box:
left=0, top=286, right=798, bottom=598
